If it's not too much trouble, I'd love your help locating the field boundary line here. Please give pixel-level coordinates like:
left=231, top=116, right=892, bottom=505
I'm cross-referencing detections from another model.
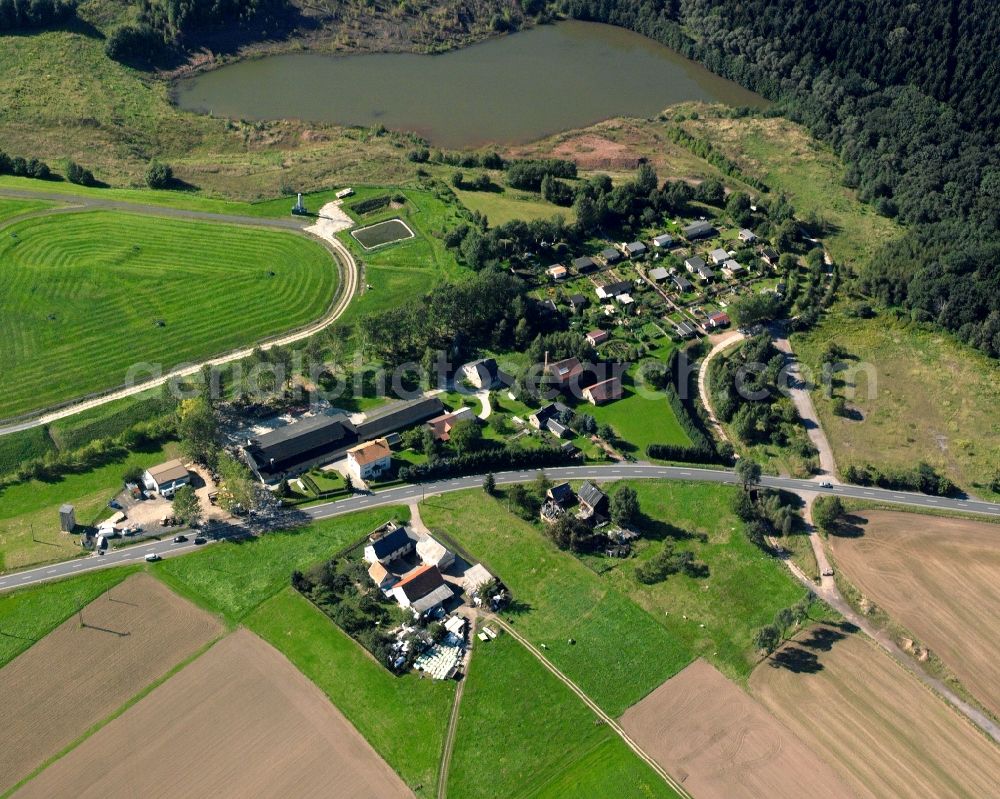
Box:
left=436, top=631, right=473, bottom=799
left=488, top=616, right=693, bottom=799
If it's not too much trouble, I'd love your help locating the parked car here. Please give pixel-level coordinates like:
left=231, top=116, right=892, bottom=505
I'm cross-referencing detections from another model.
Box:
left=144, top=553, right=161, bottom=562
left=172, top=535, right=188, bottom=543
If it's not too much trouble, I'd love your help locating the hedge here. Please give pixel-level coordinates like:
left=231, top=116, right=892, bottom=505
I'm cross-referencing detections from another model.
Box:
left=399, top=446, right=575, bottom=482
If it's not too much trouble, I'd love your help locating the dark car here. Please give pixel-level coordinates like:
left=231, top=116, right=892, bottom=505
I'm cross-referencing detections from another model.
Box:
left=172, top=535, right=188, bottom=543
left=194, top=536, right=207, bottom=545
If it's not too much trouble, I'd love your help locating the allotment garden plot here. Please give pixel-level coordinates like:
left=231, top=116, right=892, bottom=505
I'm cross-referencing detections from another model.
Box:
left=0, top=210, right=336, bottom=420
left=351, top=218, right=415, bottom=249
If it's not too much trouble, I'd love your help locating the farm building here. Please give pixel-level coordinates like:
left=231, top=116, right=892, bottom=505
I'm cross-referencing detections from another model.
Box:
left=546, top=264, right=568, bottom=281
left=368, top=562, right=397, bottom=592
left=346, top=438, right=392, bottom=482
left=463, top=563, right=494, bottom=594
left=583, top=377, right=623, bottom=405
left=356, top=396, right=445, bottom=441
left=572, top=256, right=597, bottom=273
left=244, top=413, right=357, bottom=483
left=710, top=248, right=730, bottom=265
left=391, top=565, right=454, bottom=615
left=426, top=406, right=476, bottom=442
left=624, top=241, right=647, bottom=257
left=363, top=523, right=415, bottom=565
left=600, top=247, right=623, bottom=265
left=586, top=329, right=610, bottom=346
left=59, top=504, right=76, bottom=533
left=417, top=535, right=456, bottom=570
left=545, top=356, right=584, bottom=388
left=682, top=221, right=715, bottom=240
left=461, top=357, right=503, bottom=389
left=142, top=460, right=190, bottom=497
left=648, top=266, right=670, bottom=282
left=652, top=233, right=673, bottom=248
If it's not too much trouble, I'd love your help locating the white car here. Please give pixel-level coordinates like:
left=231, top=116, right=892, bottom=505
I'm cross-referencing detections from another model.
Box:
left=144, top=553, right=161, bottom=563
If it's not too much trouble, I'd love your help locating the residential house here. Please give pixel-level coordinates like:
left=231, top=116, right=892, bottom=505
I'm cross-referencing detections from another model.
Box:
left=568, top=293, right=588, bottom=313
left=672, top=275, right=693, bottom=293
left=546, top=417, right=570, bottom=438
left=363, top=523, right=415, bottom=565
left=368, top=561, right=397, bottom=592
left=684, top=256, right=706, bottom=274
left=739, top=228, right=757, bottom=243
left=600, top=247, right=623, bottom=265
left=572, top=256, right=598, bottom=273
left=710, top=247, right=730, bottom=265
left=761, top=247, right=780, bottom=268
left=545, top=356, right=584, bottom=388
left=722, top=259, right=746, bottom=279
left=461, top=357, right=503, bottom=390
left=624, top=241, right=647, bottom=258
left=652, top=233, right=674, bottom=248
left=426, top=406, right=476, bottom=442
left=391, top=565, right=454, bottom=616
left=417, top=535, right=456, bottom=570
left=547, top=482, right=574, bottom=505
left=529, top=402, right=569, bottom=430
left=682, top=220, right=716, bottom=240
left=546, top=264, right=568, bottom=281
left=577, top=482, right=608, bottom=518
left=346, top=438, right=392, bottom=482
left=142, top=459, right=190, bottom=498
left=586, top=329, right=609, bottom=347
left=706, top=311, right=731, bottom=330
left=648, top=266, right=670, bottom=282
left=583, top=376, right=623, bottom=406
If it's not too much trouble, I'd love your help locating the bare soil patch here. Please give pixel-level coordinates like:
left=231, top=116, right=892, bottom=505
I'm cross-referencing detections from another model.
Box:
left=0, top=573, right=223, bottom=792
left=829, top=510, right=1000, bottom=717
left=750, top=625, right=1000, bottom=799
left=15, top=629, right=414, bottom=799
left=620, top=659, right=855, bottom=799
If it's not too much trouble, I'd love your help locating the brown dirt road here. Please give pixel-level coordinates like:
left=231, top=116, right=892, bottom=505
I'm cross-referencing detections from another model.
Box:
left=830, top=510, right=1000, bottom=717
left=14, top=628, right=414, bottom=799
left=750, top=625, right=1000, bottom=799
left=621, top=659, right=858, bottom=799
left=0, top=573, right=223, bottom=792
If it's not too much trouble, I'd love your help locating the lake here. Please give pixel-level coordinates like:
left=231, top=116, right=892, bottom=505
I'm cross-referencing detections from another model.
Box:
left=174, top=21, right=765, bottom=148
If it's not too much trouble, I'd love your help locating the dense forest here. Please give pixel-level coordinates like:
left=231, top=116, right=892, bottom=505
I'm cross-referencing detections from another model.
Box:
left=0, top=0, right=75, bottom=31
left=557, top=0, right=1000, bottom=356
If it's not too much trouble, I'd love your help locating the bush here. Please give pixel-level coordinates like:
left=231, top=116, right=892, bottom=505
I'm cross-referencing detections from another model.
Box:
left=144, top=160, right=173, bottom=189
left=65, top=161, right=96, bottom=187
left=398, top=446, right=574, bottom=482
left=105, top=23, right=167, bottom=66
left=842, top=461, right=955, bottom=496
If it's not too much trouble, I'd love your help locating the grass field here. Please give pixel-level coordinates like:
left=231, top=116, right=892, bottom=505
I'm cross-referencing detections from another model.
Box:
left=0, top=198, right=55, bottom=223
left=15, top=628, right=414, bottom=799
left=0, top=566, right=138, bottom=668
left=829, top=510, right=1000, bottom=717
left=750, top=626, right=1000, bottom=799
left=0, top=441, right=178, bottom=572
left=792, top=308, right=1000, bottom=496
left=448, top=632, right=679, bottom=799
left=154, top=506, right=409, bottom=622
left=420, top=491, right=691, bottom=716
left=335, top=187, right=469, bottom=324
left=620, top=659, right=852, bottom=799
left=0, top=210, right=336, bottom=420
left=0, top=573, right=222, bottom=793
left=247, top=588, right=453, bottom=798
left=452, top=186, right=576, bottom=226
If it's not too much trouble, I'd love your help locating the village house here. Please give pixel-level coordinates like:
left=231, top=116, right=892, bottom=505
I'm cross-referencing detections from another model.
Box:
left=572, top=255, right=598, bottom=274
left=546, top=264, right=568, bottom=281
left=583, top=376, right=623, bottom=406
left=547, top=482, right=574, bottom=505
left=142, top=459, right=190, bottom=498
left=652, top=233, right=673, bottom=248
left=600, top=247, right=623, bottom=265
left=529, top=402, right=570, bottom=430
left=426, top=406, right=477, bottom=442
left=682, top=220, right=716, bottom=240
left=577, top=482, right=608, bottom=520
left=586, top=329, right=610, bottom=347
left=461, top=357, right=503, bottom=390
left=346, top=438, right=392, bottom=482
left=363, top=523, right=415, bottom=565
left=706, top=311, right=731, bottom=330
left=545, top=356, right=584, bottom=389
left=710, top=247, right=730, bottom=265
left=739, top=228, right=757, bottom=243
left=391, top=565, right=454, bottom=616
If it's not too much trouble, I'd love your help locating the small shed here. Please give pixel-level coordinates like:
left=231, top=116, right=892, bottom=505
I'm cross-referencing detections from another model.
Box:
left=59, top=504, right=76, bottom=533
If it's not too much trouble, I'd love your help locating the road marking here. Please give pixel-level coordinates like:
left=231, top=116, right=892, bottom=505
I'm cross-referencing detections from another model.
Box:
left=46, top=569, right=56, bottom=574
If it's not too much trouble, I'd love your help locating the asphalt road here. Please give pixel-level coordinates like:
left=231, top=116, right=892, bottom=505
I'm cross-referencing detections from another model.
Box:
left=3, top=464, right=998, bottom=593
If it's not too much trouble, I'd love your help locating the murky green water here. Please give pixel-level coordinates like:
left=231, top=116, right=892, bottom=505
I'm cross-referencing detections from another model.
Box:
left=174, top=21, right=765, bottom=148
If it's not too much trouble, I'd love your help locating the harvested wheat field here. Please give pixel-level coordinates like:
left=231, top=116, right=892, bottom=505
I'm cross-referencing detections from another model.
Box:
left=15, top=629, right=414, bottom=799
left=620, top=659, right=856, bottom=799
left=750, top=625, right=1000, bottom=799
left=0, top=572, right=223, bottom=792
left=830, top=510, right=1000, bottom=716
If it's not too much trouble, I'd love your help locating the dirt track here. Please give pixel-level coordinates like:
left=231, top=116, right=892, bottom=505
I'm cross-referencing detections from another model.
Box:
left=750, top=625, right=1000, bottom=799
left=829, top=510, right=1000, bottom=717
left=15, top=629, right=414, bottom=799
left=620, top=659, right=856, bottom=799
left=0, top=573, right=223, bottom=792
